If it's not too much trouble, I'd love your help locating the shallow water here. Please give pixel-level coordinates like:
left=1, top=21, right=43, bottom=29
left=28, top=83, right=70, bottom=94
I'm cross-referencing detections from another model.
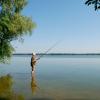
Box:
left=0, top=55, right=100, bottom=100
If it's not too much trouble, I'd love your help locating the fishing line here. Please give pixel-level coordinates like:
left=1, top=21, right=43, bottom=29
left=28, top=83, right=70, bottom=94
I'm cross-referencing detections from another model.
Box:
left=36, top=39, right=62, bottom=61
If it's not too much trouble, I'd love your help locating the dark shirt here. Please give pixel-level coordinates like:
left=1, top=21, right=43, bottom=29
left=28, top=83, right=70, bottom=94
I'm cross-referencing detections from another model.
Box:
left=31, top=55, right=36, bottom=67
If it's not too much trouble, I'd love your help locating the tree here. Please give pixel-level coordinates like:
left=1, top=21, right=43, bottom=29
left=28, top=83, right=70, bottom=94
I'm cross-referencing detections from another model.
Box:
left=85, top=0, right=100, bottom=10
left=0, top=0, right=36, bottom=62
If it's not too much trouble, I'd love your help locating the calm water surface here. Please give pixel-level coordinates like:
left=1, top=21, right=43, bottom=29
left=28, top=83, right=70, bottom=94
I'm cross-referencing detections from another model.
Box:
left=0, top=55, right=100, bottom=100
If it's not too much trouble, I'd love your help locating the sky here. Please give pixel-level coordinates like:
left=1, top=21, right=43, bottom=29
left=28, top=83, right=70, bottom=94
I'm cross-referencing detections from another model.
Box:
left=12, top=0, right=100, bottom=53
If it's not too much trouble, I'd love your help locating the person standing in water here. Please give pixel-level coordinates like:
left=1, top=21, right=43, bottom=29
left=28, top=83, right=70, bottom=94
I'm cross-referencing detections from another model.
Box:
left=31, top=52, right=36, bottom=72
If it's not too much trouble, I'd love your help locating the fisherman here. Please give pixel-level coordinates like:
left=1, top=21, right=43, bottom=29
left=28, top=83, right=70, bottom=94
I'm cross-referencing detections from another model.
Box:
left=31, top=52, right=36, bottom=72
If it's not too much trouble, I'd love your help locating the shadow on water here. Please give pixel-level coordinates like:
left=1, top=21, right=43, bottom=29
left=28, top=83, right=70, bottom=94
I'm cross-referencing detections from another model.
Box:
left=0, top=74, right=24, bottom=100
left=30, top=98, right=53, bottom=100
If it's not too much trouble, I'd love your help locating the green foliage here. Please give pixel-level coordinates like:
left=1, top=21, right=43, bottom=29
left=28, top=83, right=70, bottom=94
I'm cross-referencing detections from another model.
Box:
left=0, top=0, right=36, bottom=63
left=0, top=41, right=14, bottom=63
left=85, top=0, right=100, bottom=10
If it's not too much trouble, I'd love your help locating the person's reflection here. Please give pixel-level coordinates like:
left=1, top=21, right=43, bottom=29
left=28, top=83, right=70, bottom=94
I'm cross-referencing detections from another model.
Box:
left=0, top=74, right=24, bottom=100
left=31, top=72, right=37, bottom=94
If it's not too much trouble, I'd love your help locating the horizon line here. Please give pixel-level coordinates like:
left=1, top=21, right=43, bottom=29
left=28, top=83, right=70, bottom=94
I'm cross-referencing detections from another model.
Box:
left=13, top=53, right=100, bottom=55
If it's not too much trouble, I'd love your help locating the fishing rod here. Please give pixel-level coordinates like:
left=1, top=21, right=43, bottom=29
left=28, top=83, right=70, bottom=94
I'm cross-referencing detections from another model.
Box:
left=36, top=40, right=62, bottom=61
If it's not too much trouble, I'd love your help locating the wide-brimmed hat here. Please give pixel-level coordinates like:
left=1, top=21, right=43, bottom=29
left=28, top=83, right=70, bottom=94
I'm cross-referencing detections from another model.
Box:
left=32, top=52, right=35, bottom=55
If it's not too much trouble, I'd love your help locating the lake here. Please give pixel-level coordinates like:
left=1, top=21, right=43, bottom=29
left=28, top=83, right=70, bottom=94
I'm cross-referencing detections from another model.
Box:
left=0, top=55, right=100, bottom=100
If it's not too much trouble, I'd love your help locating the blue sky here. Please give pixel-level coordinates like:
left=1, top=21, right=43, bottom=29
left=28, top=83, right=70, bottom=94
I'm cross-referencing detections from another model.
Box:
left=12, top=0, right=100, bottom=53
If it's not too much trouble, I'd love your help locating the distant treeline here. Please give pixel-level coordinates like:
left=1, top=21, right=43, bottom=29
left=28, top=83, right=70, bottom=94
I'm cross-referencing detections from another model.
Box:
left=13, top=53, right=100, bottom=55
